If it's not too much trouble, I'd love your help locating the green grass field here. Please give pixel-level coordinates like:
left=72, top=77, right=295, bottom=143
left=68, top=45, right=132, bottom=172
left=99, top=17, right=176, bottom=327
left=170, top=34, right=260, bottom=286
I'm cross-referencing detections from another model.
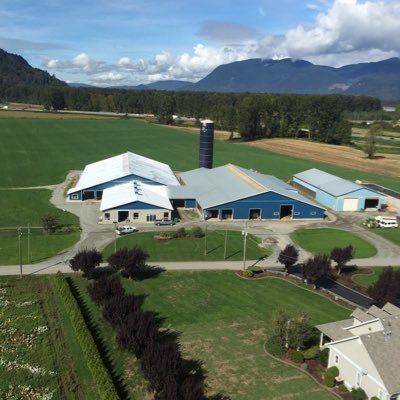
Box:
left=368, top=228, right=400, bottom=246
left=1, top=118, right=399, bottom=191
left=291, top=228, right=377, bottom=258
left=0, top=275, right=98, bottom=399
left=102, top=230, right=268, bottom=261
left=0, top=190, right=80, bottom=264
left=71, top=271, right=349, bottom=399
left=352, top=267, right=400, bottom=288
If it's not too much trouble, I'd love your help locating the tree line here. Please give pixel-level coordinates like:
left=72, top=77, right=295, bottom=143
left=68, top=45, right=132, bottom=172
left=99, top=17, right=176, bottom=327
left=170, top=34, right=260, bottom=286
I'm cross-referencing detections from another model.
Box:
left=0, top=83, right=381, bottom=144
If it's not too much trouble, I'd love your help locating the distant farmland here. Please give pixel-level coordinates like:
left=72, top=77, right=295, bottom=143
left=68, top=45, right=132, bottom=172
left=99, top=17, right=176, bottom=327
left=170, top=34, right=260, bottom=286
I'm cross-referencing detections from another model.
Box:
left=1, top=117, right=399, bottom=191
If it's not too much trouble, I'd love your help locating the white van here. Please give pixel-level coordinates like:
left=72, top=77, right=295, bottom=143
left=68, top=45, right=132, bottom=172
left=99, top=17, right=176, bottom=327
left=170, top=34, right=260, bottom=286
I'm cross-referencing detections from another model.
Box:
left=377, top=220, right=398, bottom=228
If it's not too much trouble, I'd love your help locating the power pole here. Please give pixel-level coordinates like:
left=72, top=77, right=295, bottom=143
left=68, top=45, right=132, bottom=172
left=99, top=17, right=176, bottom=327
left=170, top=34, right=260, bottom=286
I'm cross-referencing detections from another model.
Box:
left=242, top=228, right=248, bottom=270
left=27, top=224, right=31, bottom=264
left=204, top=220, right=208, bottom=255
left=18, top=227, right=23, bottom=278
left=223, top=230, right=228, bottom=260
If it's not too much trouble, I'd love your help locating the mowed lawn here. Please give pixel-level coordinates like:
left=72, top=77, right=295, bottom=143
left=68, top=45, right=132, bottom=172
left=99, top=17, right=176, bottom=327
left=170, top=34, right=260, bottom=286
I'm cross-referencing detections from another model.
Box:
left=1, top=117, right=399, bottom=191
left=0, top=190, right=80, bottom=264
left=102, top=230, right=268, bottom=261
left=291, top=228, right=377, bottom=258
left=369, top=228, right=400, bottom=246
left=72, top=271, right=349, bottom=399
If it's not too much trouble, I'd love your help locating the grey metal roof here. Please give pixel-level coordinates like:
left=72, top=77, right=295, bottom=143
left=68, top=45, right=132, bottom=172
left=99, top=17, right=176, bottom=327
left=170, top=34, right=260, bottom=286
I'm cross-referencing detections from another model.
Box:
left=178, top=164, right=325, bottom=210
left=351, top=308, right=373, bottom=323
left=68, top=152, right=179, bottom=194
left=294, top=168, right=364, bottom=197
left=318, top=303, right=400, bottom=394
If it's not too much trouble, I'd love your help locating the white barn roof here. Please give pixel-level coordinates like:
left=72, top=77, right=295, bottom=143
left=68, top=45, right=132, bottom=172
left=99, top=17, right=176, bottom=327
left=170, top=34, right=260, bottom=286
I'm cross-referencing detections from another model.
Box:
left=175, top=164, right=324, bottom=210
left=100, top=181, right=173, bottom=211
left=293, top=168, right=364, bottom=197
left=68, top=152, right=179, bottom=194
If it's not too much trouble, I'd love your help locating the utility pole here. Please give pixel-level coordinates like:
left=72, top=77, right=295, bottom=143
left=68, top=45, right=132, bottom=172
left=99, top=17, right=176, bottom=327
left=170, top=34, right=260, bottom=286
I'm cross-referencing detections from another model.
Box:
left=223, top=230, right=228, bottom=259
left=204, top=219, right=208, bottom=255
left=27, top=224, right=31, bottom=264
left=18, top=227, right=23, bottom=278
left=242, top=226, right=248, bottom=270
left=113, top=221, right=117, bottom=253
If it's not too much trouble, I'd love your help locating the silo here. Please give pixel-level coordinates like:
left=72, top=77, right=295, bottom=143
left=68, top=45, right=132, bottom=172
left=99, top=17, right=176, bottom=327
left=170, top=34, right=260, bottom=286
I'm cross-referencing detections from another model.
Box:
left=199, top=119, right=214, bottom=169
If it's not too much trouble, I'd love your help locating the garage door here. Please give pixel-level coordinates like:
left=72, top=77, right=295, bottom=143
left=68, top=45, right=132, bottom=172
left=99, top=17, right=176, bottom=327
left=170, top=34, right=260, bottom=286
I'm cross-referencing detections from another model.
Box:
left=343, top=198, right=359, bottom=211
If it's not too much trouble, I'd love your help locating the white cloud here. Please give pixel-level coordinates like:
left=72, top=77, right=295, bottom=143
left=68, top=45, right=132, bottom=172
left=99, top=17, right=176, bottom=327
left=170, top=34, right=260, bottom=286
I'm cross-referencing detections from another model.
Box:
left=43, top=0, right=400, bottom=84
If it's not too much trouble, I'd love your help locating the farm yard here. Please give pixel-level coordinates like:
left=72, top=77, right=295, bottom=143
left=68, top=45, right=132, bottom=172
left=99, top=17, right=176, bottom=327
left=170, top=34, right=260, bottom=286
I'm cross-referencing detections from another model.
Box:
left=70, top=270, right=350, bottom=399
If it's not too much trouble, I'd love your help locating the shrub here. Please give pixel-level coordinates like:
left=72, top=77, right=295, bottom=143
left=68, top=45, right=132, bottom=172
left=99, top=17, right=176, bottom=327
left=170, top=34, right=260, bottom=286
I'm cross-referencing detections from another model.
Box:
left=42, top=213, right=61, bottom=233
left=88, top=276, right=125, bottom=305
left=265, top=336, right=286, bottom=357
left=351, top=387, right=367, bottom=400
left=303, top=345, right=320, bottom=360
left=247, top=265, right=263, bottom=274
left=291, top=350, right=304, bottom=363
left=176, top=227, right=187, bottom=238
left=190, top=226, right=204, bottom=238
left=319, top=348, right=329, bottom=367
left=69, top=248, right=103, bottom=279
left=243, top=268, right=254, bottom=278
left=338, top=384, right=349, bottom=393
left=324, top=366, right=339, bottom=388
left=300, top=362, right=308, bottom=371
left=370, top=397, right=379, bottom=400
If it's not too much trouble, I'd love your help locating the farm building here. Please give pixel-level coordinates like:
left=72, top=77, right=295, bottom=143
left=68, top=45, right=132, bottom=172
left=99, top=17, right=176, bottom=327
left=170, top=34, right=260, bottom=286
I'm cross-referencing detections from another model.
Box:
left=293, top=168, right=387, bottom=212
left=100, top=181, right=173, bottom=223
left=67, top=152, right=179, bottom=201
left=169, top=164, right=325, bottom=220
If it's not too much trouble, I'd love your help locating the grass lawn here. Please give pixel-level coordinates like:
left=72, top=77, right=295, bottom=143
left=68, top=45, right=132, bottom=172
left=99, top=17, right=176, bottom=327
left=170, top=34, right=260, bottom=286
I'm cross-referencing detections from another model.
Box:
left=71, top=271, right=349, bottom=399
left=1, top=118, right=399, bottom=191
left=0, top=189, right=80, bottom=264
left=0, top=275, right=99, bottom=399
left=291, top=228, right=377, bottom=258
left=102, top=230, right=268, bottom=261
left=368, top=228, right=400, bottom=246
left=352, top=267, right=400, bottom=288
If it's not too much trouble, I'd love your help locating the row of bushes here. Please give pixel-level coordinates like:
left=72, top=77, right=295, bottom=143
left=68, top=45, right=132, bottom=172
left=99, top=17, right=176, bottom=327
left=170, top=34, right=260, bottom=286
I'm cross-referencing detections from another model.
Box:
left=88, top=276, right=207, bottom=399
left=54, top=272, right=119, bottom=400
left=156, top=227, right=204, bottom=240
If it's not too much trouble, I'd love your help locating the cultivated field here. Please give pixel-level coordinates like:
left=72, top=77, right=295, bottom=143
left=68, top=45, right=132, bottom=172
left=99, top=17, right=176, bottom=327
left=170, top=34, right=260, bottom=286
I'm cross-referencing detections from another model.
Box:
left=0, top=110, right=114, bottom=119
left=72, top=271, right=349, bottom=399
left=0, top=275, right=98, bottom=399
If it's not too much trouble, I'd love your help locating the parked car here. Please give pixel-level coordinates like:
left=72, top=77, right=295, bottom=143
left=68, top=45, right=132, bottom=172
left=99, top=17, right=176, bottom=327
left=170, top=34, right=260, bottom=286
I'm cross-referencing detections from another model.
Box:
left=154, top=218, right=176, bottom=226
left=377, top=220, right=398, bottom=228
left=115, top=226, right=138, bottom=235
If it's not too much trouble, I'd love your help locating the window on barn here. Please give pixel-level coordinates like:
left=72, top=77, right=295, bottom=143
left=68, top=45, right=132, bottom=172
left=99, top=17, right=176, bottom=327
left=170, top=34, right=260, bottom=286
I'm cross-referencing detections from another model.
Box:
left=71, top=194, right=79, bottom=200
left=133, top=212, right=139, bottom=220
left=104, top=213, right=110, bottom=221
left=146, top=214, right=156, bottom=222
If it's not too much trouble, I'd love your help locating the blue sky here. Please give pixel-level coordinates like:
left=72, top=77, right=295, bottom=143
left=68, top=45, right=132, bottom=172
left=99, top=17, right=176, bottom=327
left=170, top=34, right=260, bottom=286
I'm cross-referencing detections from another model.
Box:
left=1, top=0, right=399, bottom=85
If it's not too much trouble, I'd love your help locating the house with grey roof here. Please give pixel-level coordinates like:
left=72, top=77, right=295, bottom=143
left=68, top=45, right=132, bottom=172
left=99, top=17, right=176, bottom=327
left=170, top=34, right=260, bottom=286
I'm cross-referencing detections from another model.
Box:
left=170, top=164, right=325, bottom=220
left=293, top=168, right=386, bottom=211
left=317, top=303, right=400, bottom=399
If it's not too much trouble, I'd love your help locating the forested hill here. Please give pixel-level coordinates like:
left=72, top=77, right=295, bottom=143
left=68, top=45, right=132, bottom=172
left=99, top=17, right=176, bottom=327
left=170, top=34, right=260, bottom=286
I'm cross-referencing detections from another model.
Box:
left=0, top=48, right=66, bottom=87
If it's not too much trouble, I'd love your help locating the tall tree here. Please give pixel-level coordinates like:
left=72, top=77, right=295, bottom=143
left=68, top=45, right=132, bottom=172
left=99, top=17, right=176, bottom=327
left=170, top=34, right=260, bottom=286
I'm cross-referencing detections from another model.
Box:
left=368, top=267, right=400, bottom=307
left=107, top=246, right=149, bottom=279
left=330, top=245, right=353, bottom=275
left=302, top=254, right=332, bottom=286
left=277, top=244, right=299, bottom=274
left=364, top=123, right=381, bottom=159
left=69, top=248, right=103, bottom=278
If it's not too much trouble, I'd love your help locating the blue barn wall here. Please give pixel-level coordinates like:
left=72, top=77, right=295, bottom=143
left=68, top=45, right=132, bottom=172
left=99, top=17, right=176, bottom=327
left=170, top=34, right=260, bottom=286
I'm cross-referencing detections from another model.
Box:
left=185, top=199, right=196, bottom=208
left=293, top=177, right=386, bottom=211
left=68, top=174, right=163, bottom=200
left=205, top=191, right=325, bottom=220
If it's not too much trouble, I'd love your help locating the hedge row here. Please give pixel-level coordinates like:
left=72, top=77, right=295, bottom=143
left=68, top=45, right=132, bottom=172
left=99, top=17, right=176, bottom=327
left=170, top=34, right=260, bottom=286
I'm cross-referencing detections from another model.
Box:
left=54, top=272, right=119, bottom=400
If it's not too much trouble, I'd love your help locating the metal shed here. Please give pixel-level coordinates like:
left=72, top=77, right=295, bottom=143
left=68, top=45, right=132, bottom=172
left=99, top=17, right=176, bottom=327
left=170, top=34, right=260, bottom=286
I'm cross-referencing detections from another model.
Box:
left=293, top=168, right=387, bottom=211
left=171, top=164, right=325, bottom=220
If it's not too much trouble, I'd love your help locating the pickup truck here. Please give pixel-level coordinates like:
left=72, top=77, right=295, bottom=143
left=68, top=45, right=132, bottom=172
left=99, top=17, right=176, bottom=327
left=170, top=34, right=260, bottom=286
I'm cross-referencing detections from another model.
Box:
left=115, top=226, right=138, bottom=235
left=154, top=218, right=176, bottom=226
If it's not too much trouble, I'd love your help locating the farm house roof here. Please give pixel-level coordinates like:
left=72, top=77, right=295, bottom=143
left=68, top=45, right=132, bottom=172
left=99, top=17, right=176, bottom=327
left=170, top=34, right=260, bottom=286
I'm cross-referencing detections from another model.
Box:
left=68, top=152, right=179, bottom=194
left=100, top=181, right=173, bottom=211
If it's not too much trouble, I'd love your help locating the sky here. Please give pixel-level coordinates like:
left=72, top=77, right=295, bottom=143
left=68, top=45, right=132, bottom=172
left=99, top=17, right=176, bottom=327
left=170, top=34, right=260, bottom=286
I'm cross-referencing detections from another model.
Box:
left=1, top=0, right=400, bottom=86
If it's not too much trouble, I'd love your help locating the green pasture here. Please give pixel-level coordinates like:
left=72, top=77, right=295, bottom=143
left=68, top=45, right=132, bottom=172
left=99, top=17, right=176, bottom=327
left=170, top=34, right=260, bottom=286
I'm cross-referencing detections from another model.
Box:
left=352, top=267, right=400, bottom=288
left=1, top=118, right=399, bottom=191
left=0, top=275, right=98, bottom=399
left=72, top=270, right=349, bottom=399
left=0, top=189, right=80, bottom=264
left=291, top=228, right=377, bottom=258
left=102, top=230, right=268, bottom=261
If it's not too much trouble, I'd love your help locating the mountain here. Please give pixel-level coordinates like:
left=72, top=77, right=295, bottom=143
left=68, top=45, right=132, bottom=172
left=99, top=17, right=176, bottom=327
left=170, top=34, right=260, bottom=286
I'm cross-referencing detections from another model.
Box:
left=68, top=82, right=95, bottom=88
left=0, top=48, right=66, bottom=87
left=111, top=80, right=194, bottom=91
left=182, top=58, right=400, bottom=100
